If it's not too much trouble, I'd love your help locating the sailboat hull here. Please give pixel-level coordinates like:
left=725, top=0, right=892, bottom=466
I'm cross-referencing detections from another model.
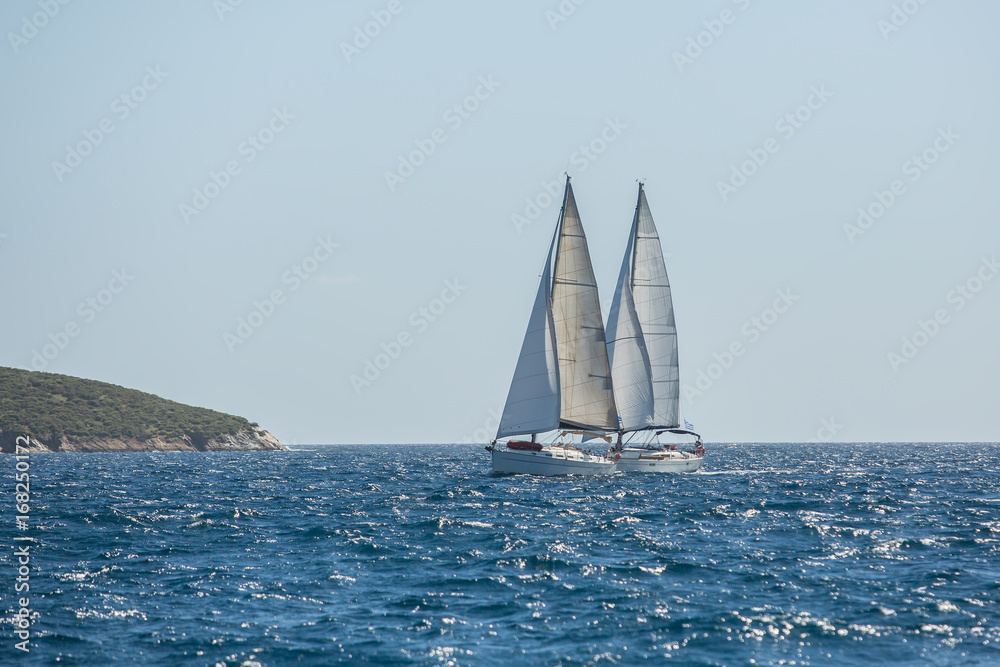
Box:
left=615, top=449, right=703, bottom=473
left=491, top=447, right=616, bottom=476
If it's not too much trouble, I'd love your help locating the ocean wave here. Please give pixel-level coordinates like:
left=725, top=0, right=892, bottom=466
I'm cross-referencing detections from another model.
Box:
left=20, top=443, right=1000, bottom=665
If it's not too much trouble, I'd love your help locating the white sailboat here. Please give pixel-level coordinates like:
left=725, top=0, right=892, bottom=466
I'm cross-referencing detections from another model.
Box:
left=488, top=177, right=620, bottom=475
left=606, top=182, right=704, bottom=472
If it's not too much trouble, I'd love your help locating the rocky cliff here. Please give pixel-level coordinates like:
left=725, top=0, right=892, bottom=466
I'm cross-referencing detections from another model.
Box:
left=4, top=429, right=284, bottom=453
left=0, top=367, right=285, bottom=453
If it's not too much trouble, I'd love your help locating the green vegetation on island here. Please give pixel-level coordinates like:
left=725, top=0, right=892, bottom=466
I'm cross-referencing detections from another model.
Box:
left=0, top=367, right=277, bottom=451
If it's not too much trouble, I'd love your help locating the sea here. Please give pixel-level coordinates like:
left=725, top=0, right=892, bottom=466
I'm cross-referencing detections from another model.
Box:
left=3, top=443, right=999, bottom=665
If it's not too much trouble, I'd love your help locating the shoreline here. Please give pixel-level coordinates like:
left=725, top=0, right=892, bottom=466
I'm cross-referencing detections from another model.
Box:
left=0, top=429, right=285, bottom=454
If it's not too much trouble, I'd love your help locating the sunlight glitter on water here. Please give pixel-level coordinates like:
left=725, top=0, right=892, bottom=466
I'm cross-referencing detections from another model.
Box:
left=8, top=443, right=1000, bottom=665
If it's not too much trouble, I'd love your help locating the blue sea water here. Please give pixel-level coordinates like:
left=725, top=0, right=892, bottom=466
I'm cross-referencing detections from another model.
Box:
left=3, top=443, right=1000, bottom=665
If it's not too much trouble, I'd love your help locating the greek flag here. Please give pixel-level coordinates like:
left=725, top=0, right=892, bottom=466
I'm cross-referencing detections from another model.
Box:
left=684, top=420, right=695, bottom=431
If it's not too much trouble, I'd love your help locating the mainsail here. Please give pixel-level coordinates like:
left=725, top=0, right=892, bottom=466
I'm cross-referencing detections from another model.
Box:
left=551, top=181, right=619, bottom=431
left=497, top=178, right=619, bottom=438
left=605, top=215, right=655, bottom=431
left=608, top=183, right=680, bottom=430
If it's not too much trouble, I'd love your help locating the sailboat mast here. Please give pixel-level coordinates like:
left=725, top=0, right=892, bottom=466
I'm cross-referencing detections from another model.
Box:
left=551, top=174, right=571, bottom=293
left=630, top=181, right=643, bottom=291
left=617, top=191, right=637, bottom=446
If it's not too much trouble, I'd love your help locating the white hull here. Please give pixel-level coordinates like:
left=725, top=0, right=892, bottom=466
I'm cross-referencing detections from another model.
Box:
left=615, top=449, right=703, bottom=473
left=491, top=447, right=615, bottom=476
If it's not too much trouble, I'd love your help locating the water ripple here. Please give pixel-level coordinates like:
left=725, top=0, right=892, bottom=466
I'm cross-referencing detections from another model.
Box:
left=5, top=443, right=1000, bottom=665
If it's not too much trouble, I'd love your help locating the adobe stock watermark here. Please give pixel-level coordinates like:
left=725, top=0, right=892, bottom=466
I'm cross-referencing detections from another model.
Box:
left=51, top=65, right=168, bottom=183
left=878, top=0, right=932, bottom=41
left=460, top=407, right=502, bottom=444
left=510, top=117, right=628, bottom=234
left=683, top=288, right=799, bottom=404
left=340, top=0, right=409, bottom=62
left=179, top=107, right=294, bottom=223
left=384, top=76, right=501, bottom=192
left=223, top=236, right=340, bottom=352
left=808, top=417, right=845, bottom=443
left=29, top=269, right=135, bottom=371
left=7, top=0, right=71, bottom=54
left=351, top=279, right=467, bottom=395
left=843, top=127, right=959, bottom=244
left=887, top=255, right=997, bottom=372
left=546, top=0, right=586, bottom=31
left=213, top=0, right=245, bottom=22
left=672, top=0, right=752, bottom=73
left=717, top=85, right=833, bottom=202
left=12, top=435, right=33, bottom=653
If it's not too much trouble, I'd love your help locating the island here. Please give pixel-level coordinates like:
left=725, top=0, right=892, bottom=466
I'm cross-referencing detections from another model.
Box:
left=0, top=367, right=284, bottom=453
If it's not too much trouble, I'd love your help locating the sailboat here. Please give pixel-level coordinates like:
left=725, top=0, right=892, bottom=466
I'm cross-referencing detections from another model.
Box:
left=487, top=177, right=620, bottom=475
left=605, top=182, right=704, bottom=472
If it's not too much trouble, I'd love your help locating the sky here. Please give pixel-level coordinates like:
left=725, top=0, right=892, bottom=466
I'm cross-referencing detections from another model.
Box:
left=1, top=0, right=997, bottom=444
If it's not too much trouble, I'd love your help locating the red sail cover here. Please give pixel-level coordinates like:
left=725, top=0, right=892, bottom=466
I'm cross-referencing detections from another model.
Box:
left=507, top=441, right=542, bottom=451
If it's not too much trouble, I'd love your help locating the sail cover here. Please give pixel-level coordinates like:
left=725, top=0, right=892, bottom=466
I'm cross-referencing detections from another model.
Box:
left=606, top=215, right=654, bottom=431
left=630, top=185, right=680, bottom=428
left=551, top=181, right=619, bottom=431
left=496, top=228, right=561, bottom=438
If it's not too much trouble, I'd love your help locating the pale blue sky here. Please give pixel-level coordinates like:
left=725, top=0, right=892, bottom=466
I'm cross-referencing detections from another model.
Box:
left=1, top=1, right=997, bottom=443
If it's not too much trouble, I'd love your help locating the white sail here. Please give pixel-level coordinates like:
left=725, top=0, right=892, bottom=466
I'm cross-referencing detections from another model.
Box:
left=606, top=215, right=655, bottom=431
left=551, top=181, right=619, bottom=431
left=631, top=185, right=680, bottom=428
left=496, top=229, right=561, bottom=439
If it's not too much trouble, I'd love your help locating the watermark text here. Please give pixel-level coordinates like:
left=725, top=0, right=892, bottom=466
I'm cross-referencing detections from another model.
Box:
left=30, top=269, right=135, bottom=370
left=717, top=86, right=832, bottom=202
left=844, top=127, right=958, bottom=244
left=888, top=255, right=997, bottom=371
left=12, top=435, right=33, bottom=653
left=385, top=76, right=500, bottom=192
left=351, top=279, right=467, bottom=394
left=684, top=288, right=799, bottom=403
left=51, top=65, right=168, bottom=183
left=179, top=107, right=294, bottom=223
left=224, top=236, right=339, bottom=352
